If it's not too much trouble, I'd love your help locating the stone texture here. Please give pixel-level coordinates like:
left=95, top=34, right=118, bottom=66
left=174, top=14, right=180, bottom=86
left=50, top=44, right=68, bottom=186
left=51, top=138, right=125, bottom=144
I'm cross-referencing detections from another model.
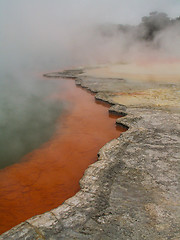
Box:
left=1, top=68, right=179, bottom=240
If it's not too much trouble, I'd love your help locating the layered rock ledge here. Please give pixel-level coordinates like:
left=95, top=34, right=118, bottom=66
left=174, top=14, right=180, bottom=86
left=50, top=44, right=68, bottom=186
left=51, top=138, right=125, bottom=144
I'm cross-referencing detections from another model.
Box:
left=1, top=67, right=180, bottom=240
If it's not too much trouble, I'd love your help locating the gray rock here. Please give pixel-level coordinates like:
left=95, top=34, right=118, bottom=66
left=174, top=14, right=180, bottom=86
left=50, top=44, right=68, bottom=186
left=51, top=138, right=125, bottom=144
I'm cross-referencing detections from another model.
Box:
left=1, top=69, right=179, bottom=240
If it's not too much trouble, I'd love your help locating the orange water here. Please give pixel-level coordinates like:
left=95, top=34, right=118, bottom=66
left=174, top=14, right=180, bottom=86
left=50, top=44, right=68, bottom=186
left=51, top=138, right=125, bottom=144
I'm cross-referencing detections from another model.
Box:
left=0, top=79, right=126, bottom=234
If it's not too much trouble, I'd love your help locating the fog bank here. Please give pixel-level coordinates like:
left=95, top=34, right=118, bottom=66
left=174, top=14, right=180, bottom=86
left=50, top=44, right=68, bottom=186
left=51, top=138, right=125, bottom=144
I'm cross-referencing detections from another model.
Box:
left=1, top=0, right=180, bottom=70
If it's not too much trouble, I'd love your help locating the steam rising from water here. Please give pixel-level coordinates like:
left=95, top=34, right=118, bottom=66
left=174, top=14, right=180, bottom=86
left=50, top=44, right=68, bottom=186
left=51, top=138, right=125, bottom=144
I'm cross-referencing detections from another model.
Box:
left=0, top=73, right=64, bottom=168
left=0, top=0, right=180, bottom=168
left=1, top=0, right=180, bottom=69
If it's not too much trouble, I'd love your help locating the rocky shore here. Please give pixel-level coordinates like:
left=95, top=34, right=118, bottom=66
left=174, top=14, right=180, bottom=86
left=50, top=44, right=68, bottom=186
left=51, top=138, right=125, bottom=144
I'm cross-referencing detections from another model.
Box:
left=1, top=66, right=180, bottom=240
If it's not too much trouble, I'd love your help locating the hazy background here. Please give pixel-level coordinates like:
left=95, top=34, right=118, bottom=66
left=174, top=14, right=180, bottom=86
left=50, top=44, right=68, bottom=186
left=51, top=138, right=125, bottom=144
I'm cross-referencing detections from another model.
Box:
left=0, top=0, right=180, bottom=169
left=1, top=0, right=180, bottom=69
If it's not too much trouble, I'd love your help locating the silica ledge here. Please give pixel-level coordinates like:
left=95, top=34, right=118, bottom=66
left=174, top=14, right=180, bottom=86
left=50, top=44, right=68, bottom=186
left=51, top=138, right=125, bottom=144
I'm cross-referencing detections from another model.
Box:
left=1, top=69, right=179, bottom=240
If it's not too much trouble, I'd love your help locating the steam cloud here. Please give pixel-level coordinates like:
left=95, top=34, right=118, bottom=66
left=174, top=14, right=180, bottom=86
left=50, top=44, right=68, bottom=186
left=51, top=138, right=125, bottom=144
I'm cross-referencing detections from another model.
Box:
left=1, top=0, right=180, bottom=69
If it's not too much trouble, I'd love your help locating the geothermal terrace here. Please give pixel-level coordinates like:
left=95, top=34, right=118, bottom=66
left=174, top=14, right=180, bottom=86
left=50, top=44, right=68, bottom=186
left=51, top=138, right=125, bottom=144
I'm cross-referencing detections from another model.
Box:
left=1, top=62, right=180, bottom=239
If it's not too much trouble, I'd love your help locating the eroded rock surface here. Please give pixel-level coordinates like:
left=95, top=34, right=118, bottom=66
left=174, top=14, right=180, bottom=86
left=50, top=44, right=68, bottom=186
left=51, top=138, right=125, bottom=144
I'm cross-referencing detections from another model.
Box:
left=1, top=69, right=180, bottom=240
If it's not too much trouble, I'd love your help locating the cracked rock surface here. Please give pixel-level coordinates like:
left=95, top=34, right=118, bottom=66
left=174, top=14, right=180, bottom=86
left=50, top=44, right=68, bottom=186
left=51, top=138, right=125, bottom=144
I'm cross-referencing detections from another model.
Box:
left=1, top=69, right=180, bottom=240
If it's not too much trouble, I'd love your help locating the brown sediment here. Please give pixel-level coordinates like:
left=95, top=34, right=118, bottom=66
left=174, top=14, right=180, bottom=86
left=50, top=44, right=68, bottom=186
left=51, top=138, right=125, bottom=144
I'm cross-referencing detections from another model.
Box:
left=84, top=62, right=180, bottom=83
left=0, top=78, right=125, bottom=234
left=113, top=92, right=147, bottom=96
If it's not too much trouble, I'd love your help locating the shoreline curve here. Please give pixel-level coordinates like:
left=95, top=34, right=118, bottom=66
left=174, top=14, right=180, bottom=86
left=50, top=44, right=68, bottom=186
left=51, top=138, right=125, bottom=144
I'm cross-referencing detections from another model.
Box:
left=1, top=68, right=179, bottom=240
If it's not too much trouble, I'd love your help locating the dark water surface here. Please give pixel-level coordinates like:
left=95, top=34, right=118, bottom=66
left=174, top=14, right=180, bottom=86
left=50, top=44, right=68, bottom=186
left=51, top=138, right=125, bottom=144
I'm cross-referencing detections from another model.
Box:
left=0, top=73, right=65, bottom=169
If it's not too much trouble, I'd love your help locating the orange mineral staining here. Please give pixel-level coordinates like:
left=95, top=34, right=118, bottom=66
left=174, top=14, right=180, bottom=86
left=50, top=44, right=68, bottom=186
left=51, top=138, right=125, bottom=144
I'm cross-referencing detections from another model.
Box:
left=0, top=79, right=125, bottom=234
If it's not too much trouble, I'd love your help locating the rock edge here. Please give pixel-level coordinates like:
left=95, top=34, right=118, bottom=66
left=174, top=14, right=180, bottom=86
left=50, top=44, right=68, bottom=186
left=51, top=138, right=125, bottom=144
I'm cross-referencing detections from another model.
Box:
left=1, top=69, right=179, bottom=240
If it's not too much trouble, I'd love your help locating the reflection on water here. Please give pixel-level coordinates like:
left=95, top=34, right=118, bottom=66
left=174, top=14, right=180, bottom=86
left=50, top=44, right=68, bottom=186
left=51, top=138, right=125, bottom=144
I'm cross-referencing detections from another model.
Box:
left=0, top=78, right=126, bottom=234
